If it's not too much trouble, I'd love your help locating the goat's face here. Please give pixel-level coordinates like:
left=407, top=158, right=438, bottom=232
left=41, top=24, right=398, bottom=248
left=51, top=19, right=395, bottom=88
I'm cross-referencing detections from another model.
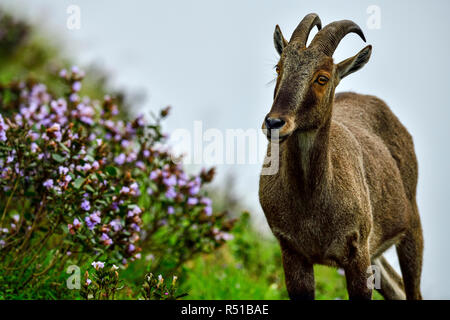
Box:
left=265, top=46, right=337, bottom=139
left=263, top=14, right=372, bottom=141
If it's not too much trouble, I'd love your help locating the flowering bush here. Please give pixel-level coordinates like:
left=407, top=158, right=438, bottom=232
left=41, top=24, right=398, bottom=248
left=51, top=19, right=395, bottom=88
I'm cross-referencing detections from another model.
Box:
left=0, top=67, right=234, bottom=297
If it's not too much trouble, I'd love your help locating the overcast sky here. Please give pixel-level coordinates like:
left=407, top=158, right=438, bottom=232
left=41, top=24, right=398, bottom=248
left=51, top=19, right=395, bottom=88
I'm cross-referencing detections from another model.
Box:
left=3, top=0, right=450, bottom=299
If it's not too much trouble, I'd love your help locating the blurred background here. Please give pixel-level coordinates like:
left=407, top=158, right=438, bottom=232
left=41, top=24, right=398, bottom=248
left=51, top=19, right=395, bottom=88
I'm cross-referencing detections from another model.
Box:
left=2, top=0, right=449, bottom=299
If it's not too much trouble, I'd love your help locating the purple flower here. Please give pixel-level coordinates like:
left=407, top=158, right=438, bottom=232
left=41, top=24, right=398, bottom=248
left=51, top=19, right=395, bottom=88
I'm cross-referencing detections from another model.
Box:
left=165, top=187, right=177, bottom=199
left=189, top=185, right=200, bottom=196
left=130, top=223, right=140, bottom=232
left=72, top=81, right=82, bottom=92
left=69, top=93, right=79, bottom=102
left=85, top=211, right=101, bottom=230
left=167, top=206, right=175, bottom=215
left=111, top=202, right=119, bottom=210
left=100, top=233, right=113, bottom=246
left=110, top=219, right=122, bottom=232
left=73, top=218, right=81, bottom=227
left=163, top=175, right=177, bottom=187
left=204, top=206, right=212, bottom=216
left=127, top=206, right=142, bottom=218
left=81, top=199, right=91, bottom=211
left=92, top=161, right=100, bottom=170
left=214, top=231, right=234, bottom=242
left=91, top=261, right=105, bottom=270
left=187, top=197, right=199, bottom=206
left=0, top=114, right=8, bottom=142
left=149, top=169, right=160, bottom=180
left=121, top=140, right=130, bottom=148
left=43, top=179, right=54, bottom=189
left=59, top=166, right=69, bottom=175
left=126, top=152, right=137, bottom=163
left=30, top=142, right=39, bottom=153
left=114, top=153, right=126, bottom=165
left=128, top=244, right=135, bottom=252
left=82, top=163, right=92, bottom=171
left=71, top=65, right=80, bottom=74
left=130, top=182, right=139, bottom=195
left=120, top=186, right=130, bottom=194
left=200, top=197, right=212, bottom=206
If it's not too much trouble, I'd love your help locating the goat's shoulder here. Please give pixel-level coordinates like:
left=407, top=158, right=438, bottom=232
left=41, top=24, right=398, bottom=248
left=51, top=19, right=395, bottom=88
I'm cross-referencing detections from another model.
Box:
left=333, top=91, right=392, bottom=124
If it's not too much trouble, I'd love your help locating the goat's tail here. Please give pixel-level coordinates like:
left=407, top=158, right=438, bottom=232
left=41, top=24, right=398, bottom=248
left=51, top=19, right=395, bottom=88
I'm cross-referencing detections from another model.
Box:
left=372, top=255, right=406, bottom=300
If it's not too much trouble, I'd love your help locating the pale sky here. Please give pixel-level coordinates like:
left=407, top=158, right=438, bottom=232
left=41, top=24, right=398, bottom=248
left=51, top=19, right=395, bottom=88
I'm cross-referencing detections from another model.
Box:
left=3, top=0, right=450, bottom=299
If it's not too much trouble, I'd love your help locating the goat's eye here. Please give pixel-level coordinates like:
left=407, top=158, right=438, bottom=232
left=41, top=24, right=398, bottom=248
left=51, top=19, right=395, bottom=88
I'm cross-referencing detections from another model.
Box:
left=316, top=75, right=329, bottom=85
left=275, top=66, right=281, bottom=75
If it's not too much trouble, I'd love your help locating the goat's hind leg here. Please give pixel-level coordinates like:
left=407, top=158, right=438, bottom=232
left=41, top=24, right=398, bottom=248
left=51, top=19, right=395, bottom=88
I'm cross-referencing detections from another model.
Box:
left=396, top=200, right=424, bottom=300
left=372, top=256, right=405, bottom=300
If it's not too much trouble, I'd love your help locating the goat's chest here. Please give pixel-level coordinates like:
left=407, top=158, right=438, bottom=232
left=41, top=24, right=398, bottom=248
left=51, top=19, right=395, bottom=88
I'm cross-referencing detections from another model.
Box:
left=259, top=174, right=351, bottom=262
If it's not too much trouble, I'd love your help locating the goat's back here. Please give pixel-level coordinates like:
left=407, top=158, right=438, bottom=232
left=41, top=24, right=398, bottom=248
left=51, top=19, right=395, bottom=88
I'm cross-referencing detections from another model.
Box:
left=333, top=92, right=418, bottom=201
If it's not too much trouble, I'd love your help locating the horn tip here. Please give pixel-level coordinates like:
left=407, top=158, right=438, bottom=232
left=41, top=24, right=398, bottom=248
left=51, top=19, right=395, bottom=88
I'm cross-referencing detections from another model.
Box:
left=310, top=13, right=322, bottom=30
left=361, top=32, right=367, bottom=43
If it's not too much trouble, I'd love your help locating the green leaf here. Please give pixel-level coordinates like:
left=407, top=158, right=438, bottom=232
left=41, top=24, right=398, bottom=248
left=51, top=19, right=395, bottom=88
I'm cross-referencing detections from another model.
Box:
left=73, top=177, right=85, bottom=189
left=58, top=141, right=70, bottom=153
left=105, top=166, right=118, bottom=177
left=84, top=154, right=95, bottom=162
left=52, top=153, right=65, bottom=163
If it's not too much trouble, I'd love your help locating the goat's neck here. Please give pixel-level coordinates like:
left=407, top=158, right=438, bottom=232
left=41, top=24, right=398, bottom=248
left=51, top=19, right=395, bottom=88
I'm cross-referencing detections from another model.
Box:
left=282, top=118, right=332, bottom=192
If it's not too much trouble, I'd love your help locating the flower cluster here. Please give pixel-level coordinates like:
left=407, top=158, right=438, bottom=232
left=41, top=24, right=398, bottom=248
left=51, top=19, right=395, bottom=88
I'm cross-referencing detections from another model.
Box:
left=141, top=272, right=187, bottom=300
left=0, top=67, right=233, bottom=283
left=81, top=261, right=122, bottom=300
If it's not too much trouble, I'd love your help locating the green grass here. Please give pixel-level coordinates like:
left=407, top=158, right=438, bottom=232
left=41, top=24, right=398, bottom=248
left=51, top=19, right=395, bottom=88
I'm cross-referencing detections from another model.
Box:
left=178, top=216, right=383, bottom=300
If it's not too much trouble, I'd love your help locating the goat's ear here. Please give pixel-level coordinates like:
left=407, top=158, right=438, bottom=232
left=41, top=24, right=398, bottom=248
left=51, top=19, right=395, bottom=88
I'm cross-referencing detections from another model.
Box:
left=337, top=45, right=372, bottom=80
left=274, top=25, right=288, bottom=55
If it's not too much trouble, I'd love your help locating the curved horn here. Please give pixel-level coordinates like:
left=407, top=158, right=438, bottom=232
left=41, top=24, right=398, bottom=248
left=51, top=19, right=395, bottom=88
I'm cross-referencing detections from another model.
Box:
left=289, top=13, right=322, bottom=47
left=309, top=20, right=366, bottom=56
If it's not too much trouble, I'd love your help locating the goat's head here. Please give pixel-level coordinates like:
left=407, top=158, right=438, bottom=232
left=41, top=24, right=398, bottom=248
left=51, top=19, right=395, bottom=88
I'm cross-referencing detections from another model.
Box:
left=263, top=13, right=372, bottom=141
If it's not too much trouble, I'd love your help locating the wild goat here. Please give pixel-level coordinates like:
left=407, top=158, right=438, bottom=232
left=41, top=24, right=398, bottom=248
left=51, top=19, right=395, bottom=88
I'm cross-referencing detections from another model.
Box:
left=259, top=13, right=423, bottom=300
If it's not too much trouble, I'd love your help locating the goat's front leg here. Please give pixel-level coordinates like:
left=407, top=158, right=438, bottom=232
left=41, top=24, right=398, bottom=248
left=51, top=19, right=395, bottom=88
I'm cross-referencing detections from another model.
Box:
left=343, top=246, right=372, bottom=300
left=280, top=240, right=315, bottom=300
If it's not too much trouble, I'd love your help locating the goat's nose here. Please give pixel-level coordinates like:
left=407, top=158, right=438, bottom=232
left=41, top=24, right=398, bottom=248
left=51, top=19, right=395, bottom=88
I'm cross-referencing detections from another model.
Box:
left=265, top=117, right=286, bottom=130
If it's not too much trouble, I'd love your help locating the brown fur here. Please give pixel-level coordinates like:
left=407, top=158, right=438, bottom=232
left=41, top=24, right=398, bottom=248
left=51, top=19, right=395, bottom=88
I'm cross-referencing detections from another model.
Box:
left=259, top=15, right=423, bottom=300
